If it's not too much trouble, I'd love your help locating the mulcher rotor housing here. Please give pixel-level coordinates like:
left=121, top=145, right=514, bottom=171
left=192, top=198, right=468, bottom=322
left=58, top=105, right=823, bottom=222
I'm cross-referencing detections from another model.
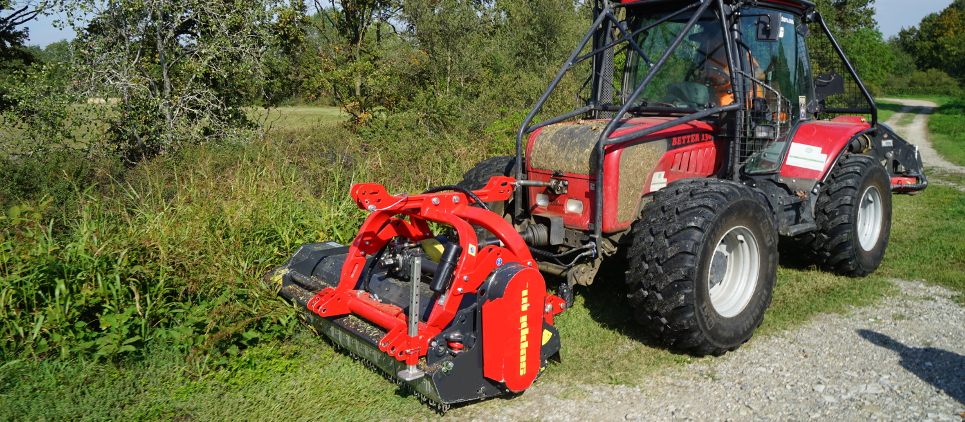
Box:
left=266, top=0, right=926, bottom=410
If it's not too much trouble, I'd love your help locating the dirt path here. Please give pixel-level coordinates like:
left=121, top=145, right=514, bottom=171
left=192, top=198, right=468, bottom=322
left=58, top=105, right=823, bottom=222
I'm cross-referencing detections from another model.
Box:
left=454, top=105, right=965, bottom=422
left=879, top=98, right=965, bottom=176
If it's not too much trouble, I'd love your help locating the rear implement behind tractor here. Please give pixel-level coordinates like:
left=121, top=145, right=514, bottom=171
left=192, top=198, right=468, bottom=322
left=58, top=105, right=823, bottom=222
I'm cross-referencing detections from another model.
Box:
left=265, top=0, right=927, bottom=410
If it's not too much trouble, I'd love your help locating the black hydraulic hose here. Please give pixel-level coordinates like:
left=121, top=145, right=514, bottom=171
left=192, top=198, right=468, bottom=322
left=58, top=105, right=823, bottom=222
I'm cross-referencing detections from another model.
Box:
left=362, top=243, right=389, bottom=294
left=422, top=185, right=490, bottom=211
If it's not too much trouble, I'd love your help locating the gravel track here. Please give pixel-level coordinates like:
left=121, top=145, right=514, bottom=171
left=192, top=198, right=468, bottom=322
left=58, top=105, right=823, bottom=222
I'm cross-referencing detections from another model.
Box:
left=463, top=101, right=965, bottom=422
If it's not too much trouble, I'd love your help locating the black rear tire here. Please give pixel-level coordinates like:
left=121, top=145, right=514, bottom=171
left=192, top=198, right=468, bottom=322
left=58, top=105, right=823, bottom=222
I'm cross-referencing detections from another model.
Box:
left=626, top=179, right=778, bottom=356
left=798, top=154, right=892, bottom=277
left=456, top=156, right=516, bottom=237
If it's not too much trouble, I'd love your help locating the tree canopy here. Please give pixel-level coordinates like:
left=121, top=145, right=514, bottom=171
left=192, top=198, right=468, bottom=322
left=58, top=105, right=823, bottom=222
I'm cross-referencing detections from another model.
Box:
left=895, top=0, right=965, bottom=85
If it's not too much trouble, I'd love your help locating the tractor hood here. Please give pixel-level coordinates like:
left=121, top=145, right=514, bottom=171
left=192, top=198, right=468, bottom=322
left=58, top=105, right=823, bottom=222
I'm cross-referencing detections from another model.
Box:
left=526, top=117, right=718, bottom=176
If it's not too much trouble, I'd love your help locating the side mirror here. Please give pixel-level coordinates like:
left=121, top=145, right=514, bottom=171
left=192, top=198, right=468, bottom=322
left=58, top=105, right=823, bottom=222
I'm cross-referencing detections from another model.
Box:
left=756, top=12, right=782, bottom=42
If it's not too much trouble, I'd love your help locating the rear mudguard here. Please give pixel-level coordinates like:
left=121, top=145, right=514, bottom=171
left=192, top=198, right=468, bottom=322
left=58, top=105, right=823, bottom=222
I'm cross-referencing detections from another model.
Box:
left=779, top=117, right=927, bottom=194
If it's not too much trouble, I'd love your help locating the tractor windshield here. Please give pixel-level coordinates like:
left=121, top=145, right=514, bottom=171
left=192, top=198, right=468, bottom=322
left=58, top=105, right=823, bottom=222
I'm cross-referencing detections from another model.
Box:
left=624, top=5, right=813, bottom=173
left=625, top=9, right=730, bottom=108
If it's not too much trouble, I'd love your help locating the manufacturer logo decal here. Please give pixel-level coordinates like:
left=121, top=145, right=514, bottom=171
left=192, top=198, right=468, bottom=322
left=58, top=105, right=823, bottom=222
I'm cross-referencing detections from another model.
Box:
left=519, top=288, right=529, bottom=376
left=670, top=133, right=713, bottom=147
left=785, top=143, right=828, bottom=171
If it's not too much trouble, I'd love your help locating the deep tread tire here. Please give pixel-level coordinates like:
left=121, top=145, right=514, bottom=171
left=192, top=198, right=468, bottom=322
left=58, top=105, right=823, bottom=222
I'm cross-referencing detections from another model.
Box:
left=457, top=156, right=516, bottom=235
left=798, top=154, right=892, bottom=277
left=626, top=179, right=778, bottom=356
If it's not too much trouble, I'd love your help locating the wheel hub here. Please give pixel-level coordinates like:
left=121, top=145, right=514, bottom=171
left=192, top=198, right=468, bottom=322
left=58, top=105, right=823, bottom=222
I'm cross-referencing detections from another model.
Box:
left=708, top=226, right=760, bottom=318
left=856, top=186, right=883, bottom=251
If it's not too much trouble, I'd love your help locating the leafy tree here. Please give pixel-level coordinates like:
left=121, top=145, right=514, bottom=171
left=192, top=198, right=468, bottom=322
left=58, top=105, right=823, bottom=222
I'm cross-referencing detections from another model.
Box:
left=895, top=0, right=965, bottom=85
left=813, top=0, right=877, bottom=37
left=0, top=0, right=41, bottom=66
left=49, top=0, right=288, bottom=161
left=1, top=0, right=45, bottom=112
left=302, top=0, right=403, bottom=125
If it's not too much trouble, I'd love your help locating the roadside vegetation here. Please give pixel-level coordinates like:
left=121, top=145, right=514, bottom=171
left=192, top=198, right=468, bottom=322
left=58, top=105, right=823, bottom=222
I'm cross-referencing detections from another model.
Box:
left=2, top=0, right=965, bottom=420
left=929, top=97, right=965, bottom=167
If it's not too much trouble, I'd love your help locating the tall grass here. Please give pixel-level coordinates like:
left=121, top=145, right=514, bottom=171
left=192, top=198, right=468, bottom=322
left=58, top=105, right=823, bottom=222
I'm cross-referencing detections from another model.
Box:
left=929, top=96, right=965, bottom=167
left=0, top=121, right=489, bottom=363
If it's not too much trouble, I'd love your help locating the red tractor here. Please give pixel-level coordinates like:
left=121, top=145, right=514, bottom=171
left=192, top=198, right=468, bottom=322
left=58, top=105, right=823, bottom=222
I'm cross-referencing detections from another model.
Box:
left=266, top=0, right=926, bottom=411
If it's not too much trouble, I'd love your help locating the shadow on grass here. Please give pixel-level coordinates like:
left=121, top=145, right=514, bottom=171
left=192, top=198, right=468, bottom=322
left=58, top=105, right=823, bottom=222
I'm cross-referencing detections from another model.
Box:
left=575, top=255, right=687, bottom=354
left=858, top=329, right=965, bottom=405
left=877, top=101, right=907, bottom=115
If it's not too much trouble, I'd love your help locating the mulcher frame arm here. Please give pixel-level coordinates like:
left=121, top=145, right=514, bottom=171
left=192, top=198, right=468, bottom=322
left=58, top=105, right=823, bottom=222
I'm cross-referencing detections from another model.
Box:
left=306, top=176, right=542, bottom=366
left=513, top=0, right=741, bottom=244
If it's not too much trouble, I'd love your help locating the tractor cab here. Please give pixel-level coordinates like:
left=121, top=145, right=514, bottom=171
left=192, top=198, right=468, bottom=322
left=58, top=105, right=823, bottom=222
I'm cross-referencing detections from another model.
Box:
left=512, top=0, right=925, bottom=243
left=621, top=3, right=811, bottom=173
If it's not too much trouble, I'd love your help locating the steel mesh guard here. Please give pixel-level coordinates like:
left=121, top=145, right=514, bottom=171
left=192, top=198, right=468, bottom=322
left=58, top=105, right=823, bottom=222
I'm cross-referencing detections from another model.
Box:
left=806, top=22, right=870, bottom=112
left=735, top=70, right=793, bottom=166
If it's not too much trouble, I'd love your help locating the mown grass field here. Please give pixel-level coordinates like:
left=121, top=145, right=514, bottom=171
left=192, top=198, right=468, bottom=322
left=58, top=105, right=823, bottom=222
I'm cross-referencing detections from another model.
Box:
left=2, top=103, right=964, bottom=421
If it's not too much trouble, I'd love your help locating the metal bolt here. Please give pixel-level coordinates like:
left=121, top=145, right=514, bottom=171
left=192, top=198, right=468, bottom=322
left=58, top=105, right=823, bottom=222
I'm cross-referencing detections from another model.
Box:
left=737, top=235, right=745, bottom=243
left=364, top=241, right=370, bottom=245
left=545, top=304, right=553, bottom=313
left=527, top=261, right=533, bottom=266
left=457, top=288, right=463, bottom=293
left=452, top=196, right=460, bottom=204
left=431, top=197, right=440, bottom=205
left=367, top=205, right=376, bottom=212
left=463, top=276, right=469, bottom=281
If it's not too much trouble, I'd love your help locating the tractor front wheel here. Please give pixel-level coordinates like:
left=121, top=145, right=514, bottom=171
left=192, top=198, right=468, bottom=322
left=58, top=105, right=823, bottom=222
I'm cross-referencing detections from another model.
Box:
left=457, top=156, right=516, bottom=237
left=799, top=153, right=892, bottom=277
left=626, top=179, right=778, bottom=356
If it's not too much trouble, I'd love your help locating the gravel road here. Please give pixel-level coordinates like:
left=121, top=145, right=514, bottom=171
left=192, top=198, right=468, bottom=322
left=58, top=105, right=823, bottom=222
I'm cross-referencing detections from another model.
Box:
left=463, top=100, right=965, bottom=422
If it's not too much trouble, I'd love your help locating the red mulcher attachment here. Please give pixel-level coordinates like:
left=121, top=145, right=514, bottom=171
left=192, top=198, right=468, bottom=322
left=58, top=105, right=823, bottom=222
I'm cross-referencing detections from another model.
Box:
left=265, top=176, right=566, bottom=411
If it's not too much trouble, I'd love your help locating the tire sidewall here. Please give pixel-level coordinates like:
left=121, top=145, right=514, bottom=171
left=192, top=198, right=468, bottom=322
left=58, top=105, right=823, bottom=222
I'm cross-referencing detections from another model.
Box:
left=693, top=197, right=778, bottom=349
left=850, top=162, right=892, bottom=273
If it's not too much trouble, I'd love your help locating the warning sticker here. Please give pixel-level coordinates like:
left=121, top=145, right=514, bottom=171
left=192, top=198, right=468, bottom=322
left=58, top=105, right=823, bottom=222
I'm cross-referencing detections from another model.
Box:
left=650, top=171, right=668, bottom=192
left=785, top=143, right=828, bottom=171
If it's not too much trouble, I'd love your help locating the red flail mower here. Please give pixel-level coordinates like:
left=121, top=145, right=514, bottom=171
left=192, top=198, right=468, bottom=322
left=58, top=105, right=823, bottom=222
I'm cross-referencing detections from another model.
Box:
left=265, top=0, right=926, bottom=411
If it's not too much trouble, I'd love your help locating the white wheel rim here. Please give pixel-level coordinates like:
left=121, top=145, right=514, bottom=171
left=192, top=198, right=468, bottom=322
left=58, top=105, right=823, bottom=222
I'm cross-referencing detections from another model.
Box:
left=856, top=186, right=883, bottom=251
left=708, top=226, right=760, bottom=318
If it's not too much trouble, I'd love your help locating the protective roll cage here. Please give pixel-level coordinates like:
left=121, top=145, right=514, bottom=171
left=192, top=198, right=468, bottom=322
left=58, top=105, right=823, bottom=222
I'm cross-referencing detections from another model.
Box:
left=511, top=0, right=879, bottom=244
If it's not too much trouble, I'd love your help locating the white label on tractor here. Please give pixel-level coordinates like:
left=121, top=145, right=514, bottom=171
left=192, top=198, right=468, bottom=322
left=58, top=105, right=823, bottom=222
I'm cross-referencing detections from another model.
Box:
left=468, top=244, right=477, bottom=256
left=799, top=96, right=807, bottom=120
left=785, top=143, right=828, bottom=171
left=650, top=171, right=668, bottom=191
left=779, top=26, right=785, bottom=38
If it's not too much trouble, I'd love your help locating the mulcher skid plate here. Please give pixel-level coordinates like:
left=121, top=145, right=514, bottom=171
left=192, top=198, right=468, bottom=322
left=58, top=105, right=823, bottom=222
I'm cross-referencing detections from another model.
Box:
left=264, top=177, right=566, bottom=410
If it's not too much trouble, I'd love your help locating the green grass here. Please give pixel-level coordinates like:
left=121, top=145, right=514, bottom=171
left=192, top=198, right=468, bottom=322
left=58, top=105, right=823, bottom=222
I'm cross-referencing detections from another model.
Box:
left=876, top=99, right=904, bottom=123
left=0, top=332, right=437, bottom=421
left=928, top=96, right=965, bottom=167
left=251, top=106, right=346, bottom=131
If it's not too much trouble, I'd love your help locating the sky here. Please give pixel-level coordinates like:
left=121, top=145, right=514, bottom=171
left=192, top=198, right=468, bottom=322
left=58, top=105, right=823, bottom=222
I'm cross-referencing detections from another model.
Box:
left=18, top=0, right=957, bottom=48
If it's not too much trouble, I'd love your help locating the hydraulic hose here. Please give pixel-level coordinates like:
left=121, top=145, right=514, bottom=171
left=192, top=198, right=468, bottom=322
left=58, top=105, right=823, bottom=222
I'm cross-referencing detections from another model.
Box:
left=422, top=185, right=490, bottom=211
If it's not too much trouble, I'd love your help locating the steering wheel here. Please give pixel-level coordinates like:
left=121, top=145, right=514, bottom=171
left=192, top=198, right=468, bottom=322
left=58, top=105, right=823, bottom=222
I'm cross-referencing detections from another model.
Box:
left=692, top=64, right=730, bottom=88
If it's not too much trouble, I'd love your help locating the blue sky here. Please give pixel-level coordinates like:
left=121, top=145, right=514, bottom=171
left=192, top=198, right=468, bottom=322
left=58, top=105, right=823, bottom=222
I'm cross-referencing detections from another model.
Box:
left=21, top=0, right=955, bottom=48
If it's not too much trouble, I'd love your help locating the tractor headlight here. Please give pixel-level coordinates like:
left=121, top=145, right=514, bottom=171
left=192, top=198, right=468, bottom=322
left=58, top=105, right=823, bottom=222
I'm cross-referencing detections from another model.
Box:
left=566, top=198, right=584, bottom=214
left=536, top=193, right=550, bottom=208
